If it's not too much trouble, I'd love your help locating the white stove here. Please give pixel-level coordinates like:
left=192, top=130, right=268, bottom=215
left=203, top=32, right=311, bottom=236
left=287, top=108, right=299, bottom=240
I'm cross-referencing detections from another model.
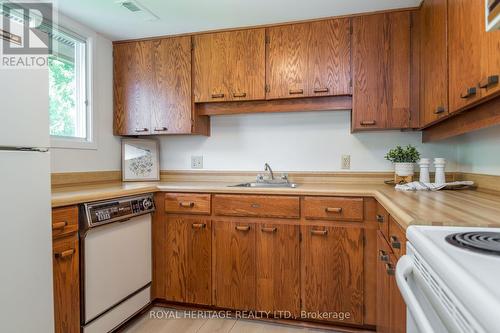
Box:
left=396, top=226, right=500, bottom=333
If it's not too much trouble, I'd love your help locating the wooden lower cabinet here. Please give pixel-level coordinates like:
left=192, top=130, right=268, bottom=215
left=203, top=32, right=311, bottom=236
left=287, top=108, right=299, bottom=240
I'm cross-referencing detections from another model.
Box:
left=301, top=224, right=364, bottom=325
left=256, top=223, right=300, bottom=316
left=52, top=233, right=79, bottom=333
left=213, top=220, right=256, bottom=310
left=163, top=215, right=212, bottom=305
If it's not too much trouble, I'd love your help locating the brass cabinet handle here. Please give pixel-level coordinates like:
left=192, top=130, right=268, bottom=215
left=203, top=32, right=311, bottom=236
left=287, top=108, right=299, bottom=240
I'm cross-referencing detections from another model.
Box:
left=135, top=128, right=148, bottom=132
left=460, top=87, right=477, bottom=99
left=376, top=214, right=384, bottom=223
left=360, top=120, right=376, bottom=126
left=52, top=221, right=67, bottom=230
left=479, top=75, right=499, bottom=89
left=261, top=227, right=277, bottom=233
left=310, top=229, right=328, bottom=236
left=325, top=207, right=342, bottom=213
left=289, top=89, right=304, bottom=95
left=179, top=201, right=195, bottom=208
left=232, top=92, right=247, bottom=98
left=390, top=236, right=401, bottom=249
left=54, top=249, right=75, bottom=259
left=250, top=203, right=260, bottom=209
left=192, top=223, right=206, bottom=229
left=434, top=106, right=446, bottom=114
left=313, top=87, right=329, bottom=93
left=154, top=127, right=168, bottom=131
left=379, top=250, right=389, bottom=262
left=211, top=93, right=225, bottom=99
left=235, top=225, right=251, bottom=232
left=386, top=263, right=395, bottom=275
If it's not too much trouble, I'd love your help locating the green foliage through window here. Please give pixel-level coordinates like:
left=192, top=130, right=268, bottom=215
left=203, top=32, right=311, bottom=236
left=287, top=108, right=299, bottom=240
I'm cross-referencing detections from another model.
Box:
left=49, top=56, right=76, bottom=137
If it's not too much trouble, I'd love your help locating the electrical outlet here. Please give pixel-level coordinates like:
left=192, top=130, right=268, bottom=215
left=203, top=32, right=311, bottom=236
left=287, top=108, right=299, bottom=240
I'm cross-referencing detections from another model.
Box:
left=191, top=156, right=203, bottom=169
left=341, top=154, right=351, bottom=170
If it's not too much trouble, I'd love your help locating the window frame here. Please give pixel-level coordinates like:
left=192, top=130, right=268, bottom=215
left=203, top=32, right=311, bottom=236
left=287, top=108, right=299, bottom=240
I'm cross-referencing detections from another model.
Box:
left=49, top=16, right=96, bottom=150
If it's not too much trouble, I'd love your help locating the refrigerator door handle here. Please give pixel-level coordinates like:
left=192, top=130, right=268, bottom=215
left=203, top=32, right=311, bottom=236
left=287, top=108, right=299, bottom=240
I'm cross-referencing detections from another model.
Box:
left=396, top=255, right=436, bottom=333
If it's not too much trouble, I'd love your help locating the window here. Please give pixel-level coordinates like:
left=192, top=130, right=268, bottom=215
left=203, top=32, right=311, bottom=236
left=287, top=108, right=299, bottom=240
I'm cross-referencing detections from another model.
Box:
left=49, top=27, right=92, bottom=147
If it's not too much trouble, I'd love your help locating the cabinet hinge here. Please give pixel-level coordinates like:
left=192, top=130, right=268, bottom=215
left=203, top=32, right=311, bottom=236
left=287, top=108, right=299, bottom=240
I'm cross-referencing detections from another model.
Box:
left=350, top=25, right=353, bottom=35
left=349, top=78, right=352, bottom=88
left=191, top=40, right=195, bottom=50
left=265, top=84, right=270, bottom=93
left=299, top=232, right=302, bottom=242
left=265, top=35, right=270, bottom=44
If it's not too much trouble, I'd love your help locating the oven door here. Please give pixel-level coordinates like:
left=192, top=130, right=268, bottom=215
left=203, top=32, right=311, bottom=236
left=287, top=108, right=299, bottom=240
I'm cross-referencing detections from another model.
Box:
left=82, top=214, right=152, bottom=323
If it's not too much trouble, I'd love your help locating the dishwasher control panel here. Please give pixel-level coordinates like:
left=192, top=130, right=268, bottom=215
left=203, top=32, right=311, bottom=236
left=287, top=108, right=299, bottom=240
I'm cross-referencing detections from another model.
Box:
left=81, top=194, right=155, bottom=229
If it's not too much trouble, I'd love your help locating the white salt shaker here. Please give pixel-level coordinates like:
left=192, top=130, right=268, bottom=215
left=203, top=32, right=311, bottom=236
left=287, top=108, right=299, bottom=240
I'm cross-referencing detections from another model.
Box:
left=418, top=158, right=431, bottom=183
left=434, top=158, right=446, bottom=185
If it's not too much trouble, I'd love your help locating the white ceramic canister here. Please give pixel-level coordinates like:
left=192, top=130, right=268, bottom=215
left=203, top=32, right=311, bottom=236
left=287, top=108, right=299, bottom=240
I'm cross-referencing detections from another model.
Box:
left=418, top=158, right=431, bottom=183
left=434, top=158, right=447, bottom=185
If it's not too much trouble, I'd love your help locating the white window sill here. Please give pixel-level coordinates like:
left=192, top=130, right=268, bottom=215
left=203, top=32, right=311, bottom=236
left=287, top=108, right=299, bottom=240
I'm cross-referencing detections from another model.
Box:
left=50, top=137, right=97, bottom=150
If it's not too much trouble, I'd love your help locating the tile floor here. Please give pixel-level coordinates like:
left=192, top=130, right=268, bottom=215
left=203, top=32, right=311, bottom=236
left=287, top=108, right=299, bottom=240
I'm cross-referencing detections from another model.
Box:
left=122, top=308, right=342, bottom=333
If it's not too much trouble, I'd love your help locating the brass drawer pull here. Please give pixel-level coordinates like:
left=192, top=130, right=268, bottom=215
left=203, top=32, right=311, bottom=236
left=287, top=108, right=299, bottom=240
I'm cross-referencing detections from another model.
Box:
left=154, top=127, right=168, bottom=131
left=360, top=120, right=376, bottom=126
left=376, top=214, right=384, bottom=223
left=390, top=236, right=401, bottom=249
left=289, top=89, right=304, bottom=95
left=135, top=128, right=148, bottom=132
left=460, top=87, right=477, bottom=99
left=261, top=227, right=277, bottom=233
left=250, top=203, right=261, bottom=209
left=55, top=249, right=75, bottom=259
left=479, top=75, right=499, bottom=89
left=211, top=93, right=225, bottom=99
left=233, top=92, right=247, bottom=98
left=52, top=221, right=67, bottom=230
left=192, top=223, right=206, bottom=229
left=310, top=229, right=328, bottom=236
left=325, top=207, right=342, bottom=213
left=379, top=250, right=389, bottom=262
left=235, top=225, right=251, bottom=232
left=313, top=87, right=329, bottom=93
left=434, top=106, right=445, bottom=114
left=179, top=201, right=195, bottom=208
left=386, top=263, right=395, bottom=275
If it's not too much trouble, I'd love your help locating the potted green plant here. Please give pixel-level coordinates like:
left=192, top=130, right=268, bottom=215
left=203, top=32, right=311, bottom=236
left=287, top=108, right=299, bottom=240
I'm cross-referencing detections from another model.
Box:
left=385, top=145, right=421, bottom=177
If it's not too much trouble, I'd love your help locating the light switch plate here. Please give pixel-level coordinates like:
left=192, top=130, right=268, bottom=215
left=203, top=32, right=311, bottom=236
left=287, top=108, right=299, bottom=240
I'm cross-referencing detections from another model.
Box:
left=191, top=156, right=203, bottom=169
left=341, top=154, right=351, bottom=170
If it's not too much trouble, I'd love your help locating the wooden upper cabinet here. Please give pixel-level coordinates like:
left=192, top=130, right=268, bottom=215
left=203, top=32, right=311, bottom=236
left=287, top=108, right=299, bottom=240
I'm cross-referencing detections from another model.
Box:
left=421, top=0, right=449, bottom=126
left=193, top=29, right=266, bottom=102
left=352, top=12, right=411, bottom=131
left=480, top=6, right=500, bottom=100
left=113, top=36, right=194, bottom=135
left=267, top=18, right=351, bottom=99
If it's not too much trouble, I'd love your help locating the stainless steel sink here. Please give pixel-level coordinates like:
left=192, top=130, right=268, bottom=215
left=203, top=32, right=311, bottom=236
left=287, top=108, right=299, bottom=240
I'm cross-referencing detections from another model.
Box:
left=229, top=181, right=298, bottom=188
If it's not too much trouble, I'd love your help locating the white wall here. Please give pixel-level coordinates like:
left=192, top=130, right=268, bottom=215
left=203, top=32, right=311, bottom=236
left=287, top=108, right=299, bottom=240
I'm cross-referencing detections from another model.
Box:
left=50, top=17, right=121, bottom=173
left=160, top=111, right=460, bottom=172
left=456, top=125, right=500, bottom=176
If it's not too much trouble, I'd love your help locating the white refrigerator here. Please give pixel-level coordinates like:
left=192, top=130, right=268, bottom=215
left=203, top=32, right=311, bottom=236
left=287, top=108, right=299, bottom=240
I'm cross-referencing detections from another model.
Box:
left=0, top=41, right=55, bottom=333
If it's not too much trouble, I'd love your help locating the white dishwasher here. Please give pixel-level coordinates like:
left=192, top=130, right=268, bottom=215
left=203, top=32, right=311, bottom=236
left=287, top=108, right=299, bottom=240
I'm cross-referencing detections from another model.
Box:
left=80, top=194, right=155, bottom=333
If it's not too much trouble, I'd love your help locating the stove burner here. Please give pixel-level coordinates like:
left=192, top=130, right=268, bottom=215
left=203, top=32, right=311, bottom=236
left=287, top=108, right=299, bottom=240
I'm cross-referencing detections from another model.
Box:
left=446, top=232, right=500, bottom=255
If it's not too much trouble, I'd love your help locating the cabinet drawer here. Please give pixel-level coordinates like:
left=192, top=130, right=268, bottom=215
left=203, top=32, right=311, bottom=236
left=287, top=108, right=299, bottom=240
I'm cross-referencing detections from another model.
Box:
left=213, top=195, right=300, bottom=219
left=303, top=197, right=364, bottom=221
left=376, top=202, right=390, bottom=240
left=52, top=206, right=78, bottom=239
left=389, top=217, right=406, bottom=258
left=165, top=193, right=211, bottom=215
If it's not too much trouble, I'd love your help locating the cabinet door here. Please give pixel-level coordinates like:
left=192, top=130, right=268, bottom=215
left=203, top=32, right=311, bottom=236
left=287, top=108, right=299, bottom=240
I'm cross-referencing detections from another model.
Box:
left=420, top=0, right=449, bottom=126
left=389, top=254, right=406, bottom=333
left=228, top=29, right=266, bottom=101
left=376, top=233, right=391, bottom=333
left=256, top=223, right=300, bottom=316
left=352, top=12, right=411, bottom=130
left=448, top=0, right=484, bottom=112
left=308, top=19, right=352, bottom=97
left=267, top=23, right=310, bottom=99
left=164, top=215, right=212, bottom=305
left=151, top=37, right=192, bottom=134
left=213, top=221, right=256, bottom=310
left=53, top=235, right=79, bottom=333
left=302, top=225, right=364, bottom=325
left=113, top=41, right=153, bottom=135
left=480, top=19, right=500, bottom=99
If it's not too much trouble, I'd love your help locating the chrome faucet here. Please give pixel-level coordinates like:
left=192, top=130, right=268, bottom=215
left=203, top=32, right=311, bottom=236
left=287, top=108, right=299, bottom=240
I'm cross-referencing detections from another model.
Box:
left=264, top=163, right=274, bottom=180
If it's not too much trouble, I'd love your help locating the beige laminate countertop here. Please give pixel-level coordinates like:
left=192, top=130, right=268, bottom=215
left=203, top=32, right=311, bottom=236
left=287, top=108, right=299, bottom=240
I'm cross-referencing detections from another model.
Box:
left=51, top=181, right=500, bottom=230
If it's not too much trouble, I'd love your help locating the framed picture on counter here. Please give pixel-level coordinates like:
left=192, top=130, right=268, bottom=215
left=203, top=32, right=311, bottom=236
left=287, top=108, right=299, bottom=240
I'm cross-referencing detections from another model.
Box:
left=121, top=138, right=160, bottom=181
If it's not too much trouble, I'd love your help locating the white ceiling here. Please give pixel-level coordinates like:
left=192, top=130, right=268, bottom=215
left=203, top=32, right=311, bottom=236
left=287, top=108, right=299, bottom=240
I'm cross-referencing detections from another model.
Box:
left=54, top=0, right=421, bottom=41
